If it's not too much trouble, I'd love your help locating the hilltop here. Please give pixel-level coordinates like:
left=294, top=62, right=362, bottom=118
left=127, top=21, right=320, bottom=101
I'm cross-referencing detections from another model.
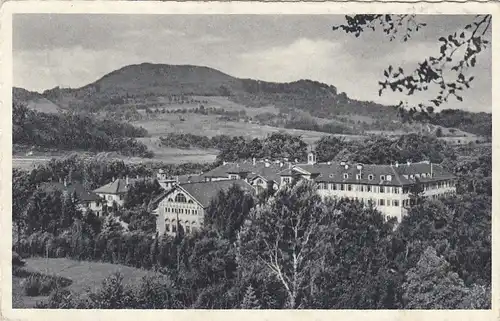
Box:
left=13, top=63, right=491, bottom=138
left=18, top=63, right=397, bottom=120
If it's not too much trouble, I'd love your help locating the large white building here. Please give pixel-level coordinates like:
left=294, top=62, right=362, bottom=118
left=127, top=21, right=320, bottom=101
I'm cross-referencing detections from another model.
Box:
left=284, top=153, right=457, bottom=222
left=152, top=153, right=457, bottom=235
left=200, top=153, right=456, bottom=222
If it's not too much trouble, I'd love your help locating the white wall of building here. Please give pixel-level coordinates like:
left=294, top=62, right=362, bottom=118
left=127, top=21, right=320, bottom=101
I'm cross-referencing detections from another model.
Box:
left=156, top=189, right=205, bottom=236
left=97, top=193, right=125, bottom=207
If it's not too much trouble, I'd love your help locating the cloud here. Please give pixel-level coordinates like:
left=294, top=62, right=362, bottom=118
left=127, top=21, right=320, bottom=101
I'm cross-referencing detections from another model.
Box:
left=234, top=38, right=342, bottom=82
left=194, top=34, right=228, bottom=44
left=14, top=47, right=145, bottom=90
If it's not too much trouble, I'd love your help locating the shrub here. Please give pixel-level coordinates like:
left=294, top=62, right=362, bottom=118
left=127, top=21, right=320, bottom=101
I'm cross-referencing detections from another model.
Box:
left=21, top=272, right=72, bottom=297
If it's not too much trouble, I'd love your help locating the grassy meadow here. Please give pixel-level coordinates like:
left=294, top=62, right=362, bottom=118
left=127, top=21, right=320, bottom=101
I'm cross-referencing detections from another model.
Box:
left=13, top=257, right=168, bottom=308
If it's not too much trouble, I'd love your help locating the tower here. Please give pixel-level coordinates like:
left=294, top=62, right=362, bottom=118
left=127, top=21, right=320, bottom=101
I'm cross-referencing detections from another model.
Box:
left=307, top=151, right=317, bottom=165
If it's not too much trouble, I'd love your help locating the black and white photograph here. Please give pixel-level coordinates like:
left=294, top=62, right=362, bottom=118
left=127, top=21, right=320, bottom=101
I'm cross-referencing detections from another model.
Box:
left=2, top=1, right=496, bottom=315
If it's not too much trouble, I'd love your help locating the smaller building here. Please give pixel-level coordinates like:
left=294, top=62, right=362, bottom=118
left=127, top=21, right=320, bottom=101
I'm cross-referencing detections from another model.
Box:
left=39, top=180, right=103, bottom=216
left=200, top=158, right=290, bottom=194
left=156, top=169, right=204, bottom=190
left=93, top=176, right=143, bottom=208
left=153, top=179, right=255, bottom=236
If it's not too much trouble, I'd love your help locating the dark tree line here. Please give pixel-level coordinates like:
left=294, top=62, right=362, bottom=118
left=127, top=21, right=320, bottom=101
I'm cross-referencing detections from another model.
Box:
left=13, top=103, right=153, bottom=157
left=160, top=132, right=309, bottom=162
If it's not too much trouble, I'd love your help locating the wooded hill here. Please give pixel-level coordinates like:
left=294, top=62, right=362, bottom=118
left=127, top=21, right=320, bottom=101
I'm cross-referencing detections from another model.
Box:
left=13, top=63, right=491, bottom=136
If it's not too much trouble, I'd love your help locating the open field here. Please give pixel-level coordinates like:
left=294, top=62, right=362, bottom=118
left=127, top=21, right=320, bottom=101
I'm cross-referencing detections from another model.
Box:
left=133, top=114, right=365, bottom=145
left=12, top=146, right=218, bottom=170
left=26, top=98, right=62, bottom=114
left=139, top=95, right=282, bottom=118
left=13, top=257, right=169, bottom=308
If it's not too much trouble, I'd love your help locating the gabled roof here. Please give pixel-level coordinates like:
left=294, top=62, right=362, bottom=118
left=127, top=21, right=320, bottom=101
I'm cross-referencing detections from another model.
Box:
left=158, top=179, right=256, bottom=208
left=177, top=174, right=205, bottom=184
left=202, top=161, right=289, bottom=182
left=93, top=178, right=143, bottom=194
left=293, top=161, right=455, bottom=186
left=39, top=181, right=100, bottom=202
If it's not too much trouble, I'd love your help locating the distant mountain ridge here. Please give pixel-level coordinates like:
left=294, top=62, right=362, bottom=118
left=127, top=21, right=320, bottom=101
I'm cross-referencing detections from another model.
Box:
left=15, top=62, right=398, bottom=119
left=13, top=63, right=491, bottom=137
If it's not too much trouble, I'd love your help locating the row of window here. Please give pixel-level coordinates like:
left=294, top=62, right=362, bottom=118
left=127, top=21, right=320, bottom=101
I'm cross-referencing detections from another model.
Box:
left=339, top=196, right=403, bottom=207
left=168, top=194, right=194, bottom=204
left=105, top=195, right=124, bottom=201
left=165, top=207, right=201, bottom=215
left=165, top=219, right=198, bottom=233
left=317, top=183, right=402, bottom=194
left=342, top=173, right=393, bottom=181
left=423, top=181, right=455, bottom=190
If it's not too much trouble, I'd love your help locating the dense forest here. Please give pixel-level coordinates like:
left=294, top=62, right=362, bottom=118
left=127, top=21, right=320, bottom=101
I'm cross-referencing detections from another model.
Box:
left=13, top=103, right=153, bottom=157
left=427, top=109, right=492, bottom=137
left=160, top=132, right=309, bottom=162
left=12, top=131, right=491, bottom=309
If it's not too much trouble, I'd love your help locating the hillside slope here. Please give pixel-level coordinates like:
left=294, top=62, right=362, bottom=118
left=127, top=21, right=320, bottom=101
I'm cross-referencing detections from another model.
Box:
left=34, top=63, right=399, bottom=120
left=13, top=63, right=491, bottom=136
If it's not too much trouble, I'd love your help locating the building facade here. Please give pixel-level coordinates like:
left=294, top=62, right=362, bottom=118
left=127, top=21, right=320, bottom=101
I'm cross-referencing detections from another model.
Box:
left=153, top=179, right=255, bottom=236
left=281, top=152, right=457, bottom=222
left=200, top=153, right=457, bottom=222
left=93, top=176, right=149, bottom=208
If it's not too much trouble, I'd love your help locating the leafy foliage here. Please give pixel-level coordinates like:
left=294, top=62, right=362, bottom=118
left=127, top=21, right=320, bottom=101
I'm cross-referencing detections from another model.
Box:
left=205, top=185, right=255, bottom=241
left=333, top=14, right=491, bottom=116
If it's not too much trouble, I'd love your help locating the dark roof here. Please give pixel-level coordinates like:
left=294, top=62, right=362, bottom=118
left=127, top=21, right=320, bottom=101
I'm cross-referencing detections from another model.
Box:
left=93, top=178, right=147, bottom=194
left=39, top=181, right=100, bottom=202
left=171, top=179, right=255, bottom=208
left=202, top=161, right=289, bottom=182
left=177, top=174, right=205, bottom=184
left=293, top=161, right=455, bottom=186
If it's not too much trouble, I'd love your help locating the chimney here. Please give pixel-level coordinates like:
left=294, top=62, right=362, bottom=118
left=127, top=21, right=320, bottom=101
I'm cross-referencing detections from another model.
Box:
left=294, top=158, right=298, bottom=163
left=126, top=175, right=129, bottom=185
left=407, top=161, right=411, bottom=166
left=280, top=162, right=284, bottom=168
left=63, top=178, right=67, bottom=187
left=265, top=162, right=270, bottom=168
left=223, top=161, right=227, bottom=165
left=327, top=161, right=331, bottom=165
left=395, top=161, right=399, bottom=168
left=136, top=175, right=139, bottom=179
left=252, top=157, right=256, bottom=166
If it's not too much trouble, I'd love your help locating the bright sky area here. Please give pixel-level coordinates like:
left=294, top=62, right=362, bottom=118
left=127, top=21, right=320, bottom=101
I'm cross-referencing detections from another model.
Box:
left=13, top=14, right=492, bottom=112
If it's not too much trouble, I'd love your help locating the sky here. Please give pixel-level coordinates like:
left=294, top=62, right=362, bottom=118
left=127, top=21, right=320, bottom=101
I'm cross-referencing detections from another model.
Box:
left=13, top=14, right=492, bottom=112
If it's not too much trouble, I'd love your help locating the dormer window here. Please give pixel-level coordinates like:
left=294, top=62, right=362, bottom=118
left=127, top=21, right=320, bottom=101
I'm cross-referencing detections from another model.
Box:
left=421, top=173, right=427, bottom=178
left=415, top=174, right=420, bottom=178
left=387, top=175, right=392, bottom=181
left=343, top=173, right=349, bottom=179
left=368, top=174, right=374, bottom=180
left=329, top=174, right=334, bottom=178
left=380, top=175, right=386, bottom=181
left=410, top=175, right=415, bottom=180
